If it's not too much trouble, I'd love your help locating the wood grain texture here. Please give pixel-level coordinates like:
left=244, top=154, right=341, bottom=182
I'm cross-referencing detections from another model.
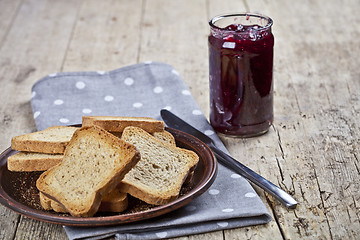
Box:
left=0, top=0, right=22, bottom=48
left=225, top=0, right=360, bottom=239
left=0, top=0, right=81, bottom=239
left=62, top=0, right=143, bottom=72
left=0, top=0, right=359, bottom=239
left=139, top=0, right=209, bottom=115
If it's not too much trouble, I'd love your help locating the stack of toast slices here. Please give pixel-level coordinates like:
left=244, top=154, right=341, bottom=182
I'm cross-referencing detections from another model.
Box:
left=8, top=116, right=199, bottom=217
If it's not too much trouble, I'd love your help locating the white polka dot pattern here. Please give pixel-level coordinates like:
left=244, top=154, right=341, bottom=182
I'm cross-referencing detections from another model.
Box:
left=171, top=69, right=179, bottom=75
left=59, top=118, right=69, bottom=123
left=124, top=77, right=134, bottom=86
left=33, top=111, right=40, bottom=119
left=192, top=109, right=202, bottom=115
left=245, top=192, right=257, bottom=198
left=222, top=208, right=234, bottom=213
left=54, top=99, right=64, bottom=105
left=82, top=108, right=92, bottom=114
left=153, top=86, right=163, bottom=93
left=104, top=95, right=114, bottom=102
left=209, top=189, right=220, bottom=195
left=217, top=221, right=229, bottom=227
left=155, top=232, right=167, bottom=238
left=76, top=81, right=85, bottom=89
left=133, top=102, right=143, bottom=108
left=182, top=90, right=191, bottom=95
left=231, top=173, right=241, bottom=179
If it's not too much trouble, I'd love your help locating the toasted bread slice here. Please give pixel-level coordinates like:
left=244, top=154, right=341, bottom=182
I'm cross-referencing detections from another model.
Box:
left=36, top=126, right=140, bottom=217
left=82, top=116, right=165, bottom=133
left=7, top=130, right=175, bottom=172
left=99, top=188, right=128, bottom=212
left=24, top=128, right=196, bottom=186
left=152, top=130, right=194, bottom=185
left=40, top=189, right=128, bottom=213
left=119, top=126, right=199, bottom=205
left=39, top=192, right=67, bottom=212
left=7, top=152, right=63, bottom=172
left=11, top=126, right=78, bottom=154
left=111, top=130, right=175, bottom=145
left=152, top=131, right=176, bottom=146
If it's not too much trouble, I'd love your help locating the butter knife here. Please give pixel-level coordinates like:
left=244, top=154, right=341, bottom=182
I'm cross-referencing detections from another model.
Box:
left=160, top=109, right=297, bottom=209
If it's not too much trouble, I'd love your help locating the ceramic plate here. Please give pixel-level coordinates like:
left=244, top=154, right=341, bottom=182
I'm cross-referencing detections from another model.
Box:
left=0, top=127, right=217, bottom=226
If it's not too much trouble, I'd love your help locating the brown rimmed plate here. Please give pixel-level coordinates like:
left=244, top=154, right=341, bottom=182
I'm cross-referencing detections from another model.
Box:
left=0, top=127, right=217, bottom=226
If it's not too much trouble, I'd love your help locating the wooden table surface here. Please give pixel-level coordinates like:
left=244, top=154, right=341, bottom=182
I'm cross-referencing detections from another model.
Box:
left=0, top=0, right=359, bottom=239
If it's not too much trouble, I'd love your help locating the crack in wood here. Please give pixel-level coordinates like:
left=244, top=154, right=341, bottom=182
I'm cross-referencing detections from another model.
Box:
left=312, top=163, right=334, bottom=240
left=299, top=184, right=308, bottom=205
left=11, top=214, right=21, bottom=240
left=291, top=209, right=311, bottom=237
left=353, top=154, right=360, bottom=175
left=273, top=125, right=285, bottom=182
left=136, top=0, right=146, bottom=63
left=59, top=0, right=82, bottom=72
left=0, top=0, right=23, bottom=51
left=290, top=174, right=297, bottom=196
left=322, top=191, right=333, bottom=202
left=346, top=207, right=352, bottom=222
left=352, top=196, right=360, bottom=221
left=275, top=157, right=285, bottom=182
left=265, top=195, right=286, bottom=240
left=344, top=183, right=351, bottom=190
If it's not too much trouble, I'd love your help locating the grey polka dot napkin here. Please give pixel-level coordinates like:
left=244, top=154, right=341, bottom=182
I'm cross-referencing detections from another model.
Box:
left=31, top=62, right=271, bottom=240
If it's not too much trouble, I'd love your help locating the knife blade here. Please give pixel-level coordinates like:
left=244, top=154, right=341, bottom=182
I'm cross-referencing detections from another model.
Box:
left=160, top=109, right=297, bottom=209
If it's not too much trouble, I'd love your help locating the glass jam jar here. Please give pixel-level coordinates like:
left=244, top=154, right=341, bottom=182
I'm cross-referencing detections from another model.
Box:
left=208, top=13, right=274, bottom=137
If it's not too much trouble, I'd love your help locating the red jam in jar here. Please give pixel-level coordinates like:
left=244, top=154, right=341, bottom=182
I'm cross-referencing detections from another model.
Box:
left=208, top=13, right=274, bottom=137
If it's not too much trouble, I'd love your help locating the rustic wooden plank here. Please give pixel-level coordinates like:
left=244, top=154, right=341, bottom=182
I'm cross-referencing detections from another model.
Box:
left=234, top=0, right=333, bottom=238
left=222, top=132, right=290, bottom=240
left=286, top=0, right=360, bottom=237
left=14, top=217, right=67, bottom=240
left=276, top=1, right=359, bottom=239
left=0, top=4, right=29, bottom=237
left=207, top=0, right=250, bottom=16
left=239, top=0, right=360, bottom=239
left=138, top=0, right=209, bottom=115
left=1, top=0, right=142, bottom=239
left=189, top=231, right=224, bottom=240
left=207, top=0, right=359, bottom=239
left=0, top=0, right=22, bottom=47
left=62, top=0, right=143, bottom=72
left=0, top=0, right=81, bottom=239
left=307, top=3, right=360, bottom=238
left=0, top=0, right=82, bottom=137
left=0, top=207, right=20, bottom=240
left=242, top=0, right=332, bottom=238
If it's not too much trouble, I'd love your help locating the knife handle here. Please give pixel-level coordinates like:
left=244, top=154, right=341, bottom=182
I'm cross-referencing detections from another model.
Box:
left=210, top=146, right=297, bottom=209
